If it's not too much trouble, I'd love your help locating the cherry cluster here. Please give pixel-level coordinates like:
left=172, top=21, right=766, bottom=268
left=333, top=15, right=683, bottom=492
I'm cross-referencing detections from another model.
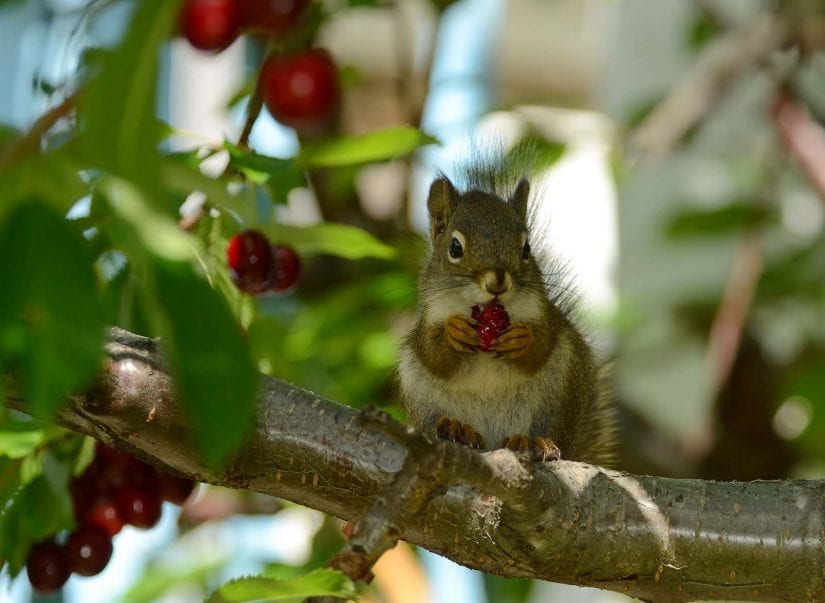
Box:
left=180, top=0, right=339, bottom=134
left=471, top=300, right=511, bottom=351
left=25, top=443, right=196, bottom=595
left=227, top=230, right=301, bottom=295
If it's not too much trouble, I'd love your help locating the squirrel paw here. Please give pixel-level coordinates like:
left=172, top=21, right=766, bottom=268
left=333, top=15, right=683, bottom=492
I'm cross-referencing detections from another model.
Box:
left=501, top=434, right=561, bottom=462
left=435, top=416, right=485, bottom=449
left=445, top=314, right=478, bottom=352
left=494, top=324, right=533, bottom=358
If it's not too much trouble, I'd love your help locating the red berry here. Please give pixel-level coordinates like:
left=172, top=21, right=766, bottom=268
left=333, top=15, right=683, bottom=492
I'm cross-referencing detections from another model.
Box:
left=270, top=244, right=301, bottom=292
left=240, top=0, right=308, bottom=36
left=85, top=500, right=125, bottom=537
left=180, top=0, right=241, bottom=52
left=26, top=540, right=70, bottom=594
left=115, top=486, right=162, bottom=529
left=66, top=526, right=113, bottom=577
left=158, top=472, right=197, bottom=505
left=70, top=474, right=97, bottom=523
left=471, top=301, right=510, bottom=351
left=227, top=230, right=276, bottom=294
left=260, top=49, right=339, bottom=134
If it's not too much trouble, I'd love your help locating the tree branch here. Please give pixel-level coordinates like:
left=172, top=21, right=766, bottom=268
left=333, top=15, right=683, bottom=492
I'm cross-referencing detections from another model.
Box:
left=7, top=328, right=825, bottom=602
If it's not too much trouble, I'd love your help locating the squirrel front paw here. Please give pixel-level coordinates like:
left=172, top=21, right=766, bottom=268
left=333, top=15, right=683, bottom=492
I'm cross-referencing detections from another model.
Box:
left=445, top=314, right=478, bottom=352
left=501, top=434, right=561, bottom=462
left=436, top=416, right=485, bottom=449
left=494, top=324, right=533, bottom=358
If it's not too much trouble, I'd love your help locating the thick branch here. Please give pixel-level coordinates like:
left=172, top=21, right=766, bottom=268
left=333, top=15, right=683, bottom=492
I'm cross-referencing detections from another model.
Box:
left=8, top=328, right=825, bottom=602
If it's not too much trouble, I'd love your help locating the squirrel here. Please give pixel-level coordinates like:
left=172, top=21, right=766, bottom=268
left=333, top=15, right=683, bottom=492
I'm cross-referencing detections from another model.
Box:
left=397, top=168, right=616, bottom=466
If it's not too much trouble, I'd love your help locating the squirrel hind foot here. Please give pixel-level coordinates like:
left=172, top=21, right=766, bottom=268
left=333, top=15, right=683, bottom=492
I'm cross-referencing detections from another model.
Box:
left=502, top=434, right=561, bottom=462
left=435, top=416, right=485, bottom=449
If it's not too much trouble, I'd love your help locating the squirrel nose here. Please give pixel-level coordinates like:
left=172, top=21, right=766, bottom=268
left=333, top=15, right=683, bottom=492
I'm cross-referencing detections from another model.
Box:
left=480, top=270, right=512, bottom=296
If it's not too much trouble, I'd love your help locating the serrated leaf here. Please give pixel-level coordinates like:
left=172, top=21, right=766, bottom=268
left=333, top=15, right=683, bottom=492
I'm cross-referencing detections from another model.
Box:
left=265, top=223, right=395, bottom=260
left=81, top=0, right=183, bottom=187
left=299, top=126, right=437, bottom=167
left=121, top=559, right=224, bottom=603
left=0, top=202, right=104, bottom=417
left=207, top=568, right=357, bottom=603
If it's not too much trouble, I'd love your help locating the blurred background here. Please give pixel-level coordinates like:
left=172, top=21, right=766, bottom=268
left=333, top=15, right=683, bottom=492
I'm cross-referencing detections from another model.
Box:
left=1, top=0, right=825, bottom=601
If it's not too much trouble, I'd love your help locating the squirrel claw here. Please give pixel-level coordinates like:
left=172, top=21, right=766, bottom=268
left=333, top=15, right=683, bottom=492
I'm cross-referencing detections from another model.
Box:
left=436, top=416, right=485, bottom=449
left=502, top=434, right=561, bottom=462
left=445, top=314, right=478, bottom=352
left=495, top=324, right=532, bottom=358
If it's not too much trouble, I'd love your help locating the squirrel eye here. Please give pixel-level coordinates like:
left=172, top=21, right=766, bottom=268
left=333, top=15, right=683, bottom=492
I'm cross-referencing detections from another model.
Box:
left=522, top=241, right=531, bottom=261
left=448, top=237, right=464, bottom=260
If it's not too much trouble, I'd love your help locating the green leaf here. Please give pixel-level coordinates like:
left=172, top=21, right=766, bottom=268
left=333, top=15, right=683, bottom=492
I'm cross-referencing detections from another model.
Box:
left=81, top=0, right=183, bottom=187
left=224, top=143, right=305, bottom=204
left=664, top=203, right=770, bottom=240
left=145, top=259, right=258, bottom=466
left=207, top=569, right=357, bottom=603
left=0, top=202, right=104, bottom=417
left=0, top=429, right=44, bottom=459
left=299, top=126, right=437, bottom=167
left=265, top=223, right=395, bottom=260
left=99, top=177, right=257, bottom=466
left=100, top=177, right=199, bottom=263
left=121, top=559, right=224, bottom=603
left=0, top=472, right=74, bottom=576
left=0, top=153, right=88, bottom=222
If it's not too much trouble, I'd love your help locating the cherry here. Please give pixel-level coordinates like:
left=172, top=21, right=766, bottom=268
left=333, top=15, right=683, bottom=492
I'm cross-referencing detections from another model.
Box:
left=270, top=244, right=301, bottom=292
left=471, top=301, right=510, bottom=351
left=158, top=472, right=197, bottom=505
left=85, top=500, right=125, bottom=537
left=227, top=230, right=276, bottom=294
left=70, top=474, right=97, bottom=523
left=66, top=526, right=113, bottom=577
left=240, top=0, right=308, bottom=36
left=180, top=0, right=241, bottom=52
left=116, top=486, right=163, bottom=529
left=260, top=49, right=339, bottom=134
left=26, top=540, right=70, bottom=594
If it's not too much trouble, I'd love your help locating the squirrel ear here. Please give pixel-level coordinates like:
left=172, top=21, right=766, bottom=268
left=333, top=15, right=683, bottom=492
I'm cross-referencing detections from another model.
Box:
left=427, top=177, right=459, bottom=240
left=510, top=178, right=530, bottom=222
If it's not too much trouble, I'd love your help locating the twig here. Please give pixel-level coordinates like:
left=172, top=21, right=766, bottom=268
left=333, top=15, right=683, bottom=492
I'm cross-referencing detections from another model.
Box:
left=706, top=227, right=764, bottom=393
left=0, top=90, right=80, bottom=168
left=771, top=91, right=825, bottom=205
left=629, top=13, right=787, bottom=157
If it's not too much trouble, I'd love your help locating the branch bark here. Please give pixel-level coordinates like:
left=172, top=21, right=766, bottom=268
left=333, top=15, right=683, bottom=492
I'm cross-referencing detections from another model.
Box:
left=8, top=328, right=825, bottom=602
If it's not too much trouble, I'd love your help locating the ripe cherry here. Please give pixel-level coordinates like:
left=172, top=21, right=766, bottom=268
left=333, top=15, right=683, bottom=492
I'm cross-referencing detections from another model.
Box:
left=26, top=540, right=70, bottom=594
left=471, top=301, right=510, bottom=351
left=66, top=526, right=113, bottom=577
left=270, top=244, right=301, bottom=292
left=85, top=500, right=125, bottom=537
left=227, top=230, right=276, bottom=294
left=158, top=472, right=197, bottom=505
left=240, top=0, right=308, bottom=36
left=260, top=49, right=339, bottom=134
left=180, top=0, right=241, bottom=52
left=116, top=486, right=163, bottom=529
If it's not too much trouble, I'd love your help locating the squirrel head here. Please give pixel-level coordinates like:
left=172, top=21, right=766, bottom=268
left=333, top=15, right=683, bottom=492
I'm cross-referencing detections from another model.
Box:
left=424, top=176, right=541, bottom=304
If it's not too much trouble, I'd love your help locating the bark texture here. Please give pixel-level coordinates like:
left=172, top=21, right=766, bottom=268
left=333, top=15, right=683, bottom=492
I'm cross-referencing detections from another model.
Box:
left=8, top=328, right=825, bottom=602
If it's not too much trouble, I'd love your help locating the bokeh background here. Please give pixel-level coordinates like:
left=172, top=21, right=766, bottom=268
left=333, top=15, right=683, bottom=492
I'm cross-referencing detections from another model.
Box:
left=1, top=0, right=824, bottom=601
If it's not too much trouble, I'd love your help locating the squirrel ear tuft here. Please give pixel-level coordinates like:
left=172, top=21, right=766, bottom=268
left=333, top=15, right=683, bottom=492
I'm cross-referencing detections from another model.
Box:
left=427, top=177, right=459, bottom=240
left=510, top=178, right=530, bottom=222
